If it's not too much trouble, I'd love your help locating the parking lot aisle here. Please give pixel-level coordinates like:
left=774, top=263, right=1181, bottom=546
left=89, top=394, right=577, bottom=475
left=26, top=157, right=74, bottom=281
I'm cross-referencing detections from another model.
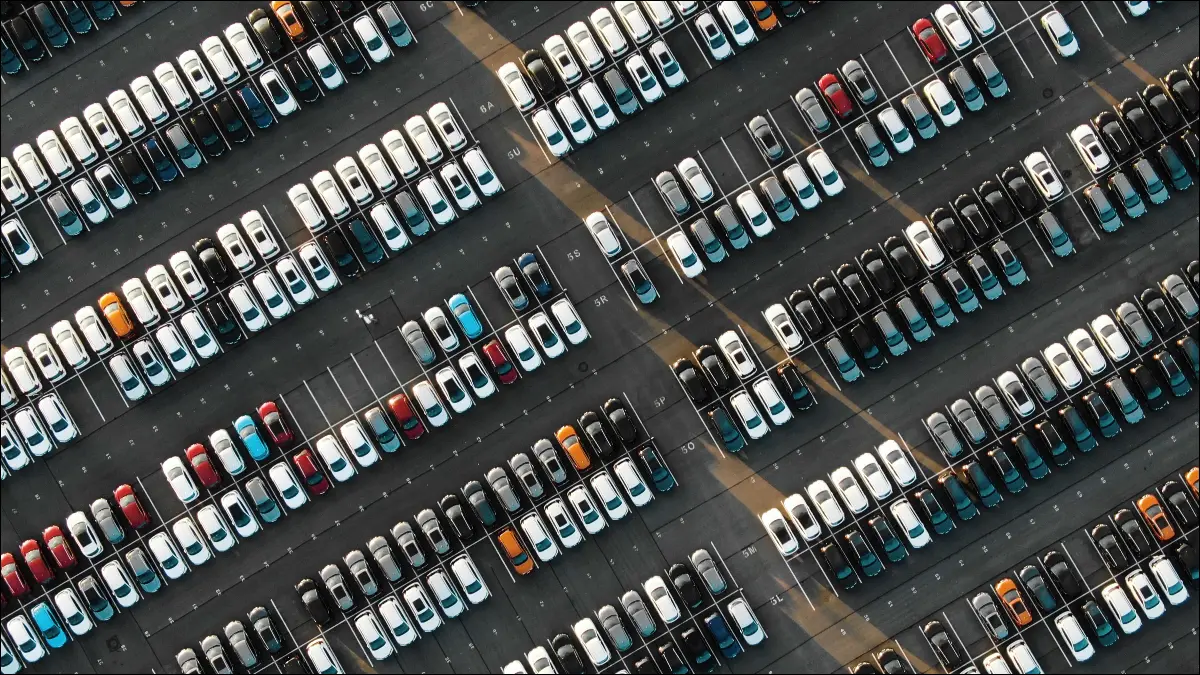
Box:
left=986, top=1, right=1038, bottom=78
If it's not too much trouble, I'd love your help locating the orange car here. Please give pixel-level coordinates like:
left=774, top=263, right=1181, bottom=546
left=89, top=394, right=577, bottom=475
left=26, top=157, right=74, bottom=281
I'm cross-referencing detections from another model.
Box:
left=1137, top=494, right=1176, bottom=541
left=747, top=1, right=779, bottom=31
left=271, top=1, right=307, bottom=41
left=555, top=425, right=592, bottom=472
left=1188, top=467, right=1198, bottom=497
left=98, top=292, right=134, bottom=339
left=497, top=528, right=533, bottom=575
left=994, top=578, right=1032, bottom=626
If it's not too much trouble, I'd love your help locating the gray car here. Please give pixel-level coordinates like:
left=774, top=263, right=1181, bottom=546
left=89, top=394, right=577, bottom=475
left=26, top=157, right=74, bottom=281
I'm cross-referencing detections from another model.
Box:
left=533, top=439, right=568, bottom=485
left=202, top=635, right=233, bottom=675
left=901, top=93, right=937, bottom=139
left=90, top=497, right=125, bottom=544
left=713, top=204, right=749, bottom=249
left=1115, top=302, right=1154, bottom=347
left=394, top=190, right=431, bottom=236
left=177, top=647, right=202, bottom=674
left=654, top=171, right=690, bottom=215
left=368, top=536, right=403, bottom=582
left=1020, top=356, right=1059, bottom=402
left=1162, top=274, right=1197, bottom=318
left=463, top=480, right=498, bottom=527
left=620, top=590, right=657, bottom=637
left=926, top=412, right=963, bottom=458
left=401, top=320, right=436, bottom=365
left=972, top=592, right=1009, bottom=640
left=760, top=175, right=796, bottom=222
left=598, top=604, right=633, bottom=652
left=390, top=520, right=426, bottom=569
left=749, top=115, right=784, bottom=161
left=224, top=620, right=258, bottom=669
left=690, top=218, right=726, bottom=263
left=364, top=407, right=401, bottom=453
left=603, top=68, right=641, bottom=116
left=493, top=265, right=528, bottom=311
left=248, top=606, right=282, bottom=654
left=855, top=121, right=890, bottom=167
left=841, top=59, right=877, bottom=104
left=126, top=547, right=160, bottom=593
left=974, top=385, right=1012, bottom=431
left=416, top=508, right=450, bottom=555
left=689, top=548, right=727, bottom=595
left=794, top=87, right=831, bottom=133
left=345, top=549, right=379, bottom=596
left=950, top=398, right=987, bottom=445
left=486, top=467, right=522, bottom=513
left=320, top=563, right=355, bottom=611
left=509, top=452, right=544, bottom=499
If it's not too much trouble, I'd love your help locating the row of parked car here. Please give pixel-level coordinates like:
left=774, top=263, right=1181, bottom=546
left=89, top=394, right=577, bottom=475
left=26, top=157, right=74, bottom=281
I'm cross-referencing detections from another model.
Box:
left=504, top=546, right=763, bottom=674
left=1, top=1, right=125, bottom=76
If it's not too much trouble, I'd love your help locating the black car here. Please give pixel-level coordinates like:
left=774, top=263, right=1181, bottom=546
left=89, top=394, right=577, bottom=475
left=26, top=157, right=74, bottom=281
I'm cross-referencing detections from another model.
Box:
left=551, top=634, right=584, bottom=674
left=777, top=363, right=814, bottom=409
left=1161, top=480, right=1197, bottom=529
left=859, top=249, right=897, bottom=297
left=461, top=481, right=497, bottom=527
left=1175, top=541, right=1198, bottom=582
left=439, top=494, right=475, bottom=541
left=883, top=236, right=921, bottom=282
left=1163, top=69, right=1199, bottom=117
left=0, top=246, right=13, bottom=279
left=679, top=627, right=716, bottom=672
left=193, top=238, right=232, bottom=285
left=788, top=288, right=828, bottom=336
left=320, top=227, right=361, bottom=279
left=203, top=296, right=242, bottom=347
left=1142, top=83, right=1181, bottom=131
left=1000, top=166, right=1040, bottom=215
left=669, top=563, right=704, bottom=609
left=603, top=397, right=639, bottom=446
left=1092, top=110, right=1135, bottom=160
left=1139, top=289, right=1176, bottom=335
left=928, top=207, right=967, bottom=253
left=281, top=656, right=310, bottom=674
left=185, top=110, right=226, bottom=158
left=1129, top=363, right=1168, bottom=412
left=521, top=48, right=559, bottom=96
left=1090, top=523, right=1131, bottom=570
left=295, top=578, right=330, bottom=624
left=518, top=251, right=553, bottom=298
left=630, top=656, right=656, bottom=675
left=282, top=57, right=321, bottom=103
left=210, top=96, right=250, bottom=144
left=814, top=276, right=849, bottom=324
left=977, top=180, right=1014, bottom=228
left=1113, top=508, right=1153, bottom=557
left=142, top=137, right=179, bottom=183
left=848, top=322, right=884, bottom=370
left=248, top=606, right=282, bottom=654
left=330, top=29, right=366, bottom=75
left=329, top=0, right=357, bottom=19
left=116, top=149, right=155, bottom=196
left=248, top=8, right=284, bottom=56
left=878, top=648, right=911, bottom=674
left=1042, top=549, right=1083, bottom=599
left=695, top=344, right=733, bottom=393
left=922, top=620, right=965, bottom=670
left=820, top=541, right=857, bottom=590
left=836, top=263, right=875, bottom=311
left=852, top=663, right=880, bottom=675
left=1034, top=419, right=1070, bottom=466
left=955, top=193, right=996, bottom=241
left=579, top=411, right=616, bottom=459
left=301, top=0, right=332, bottom=29
left=673, top=358, right=711, bottom=405
left=347, top=218, right=384, bottom=265
left=7, top=16, right=45, bottom=62
left=1118, top=97, right=1158, bottom=146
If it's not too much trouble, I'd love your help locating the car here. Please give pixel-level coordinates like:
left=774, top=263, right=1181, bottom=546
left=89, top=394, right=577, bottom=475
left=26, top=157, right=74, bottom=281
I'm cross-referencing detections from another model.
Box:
left=1125, top=569, right=1164, bottom=619
left=716, top=0, right=756, bottom=47
left=1041, top=9, right=1078, bottom=57
left=1161, top=274, right=1198, bottom=319
left=647, top=39, right=686, bottom=90
left=912, top=17, right=948, bottom=64
left=892, top=499, right=932, bottom=550
left=924, top=79, right=961, bottom=126
left=831, top=466, right=871, bottom=515
left=923, top=620, right=965, bottom=671
left=1141, top=289, right=1177, bottom=336
left=794, top=86, right=831, bottom=134
left=1149, top=555, right=1189, bottom=606
left=904, top=221, right=946, bottom=270
left=818, top=72, right=853, bottom=119
left=876, top=106, right=914, bottom=155
left=1067, top=329, right=1108, bottom=376
left=1117, top=98, right=1158, bottom=149
left=844, top=529, right=882, bottom=577
left=1143, top=83, right=1181, bottom=132
left=972, top=592, right=1009, bottom=640
left=806, top=148, right=845, bottom=196
left=853, top=453, right=893, bottom=501
left=856, top=121, right=891, bottom=167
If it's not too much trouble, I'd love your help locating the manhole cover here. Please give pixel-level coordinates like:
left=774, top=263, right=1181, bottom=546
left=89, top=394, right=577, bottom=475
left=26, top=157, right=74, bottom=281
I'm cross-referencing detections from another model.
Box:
left=578, top=362, right=589, bottom=372
left=1042, top=87, right=1054, bottom=99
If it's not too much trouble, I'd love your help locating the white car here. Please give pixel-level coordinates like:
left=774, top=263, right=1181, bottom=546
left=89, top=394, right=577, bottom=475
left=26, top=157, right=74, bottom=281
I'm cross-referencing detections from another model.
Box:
left=155, top=324, right=196, bottom=373
left=1089, top=315, right=1131, bottom=362
left=162, top=456, right=199, bottom=504
left=2, top=421, right=30, bottom=471
left=435, top=366, right=473, bottom=414
left=239, top=209, right=279, bottom=260
left=200, top=35, right=239, bottom=83
left=566, top=485, right=607, bottom=534
left=1043, top=343, right=1083, bottom=390
left=877, top=107, right=915, bottom=154
left=306, top=639, right=344, bottom=675
left=354, top=610, right=394, bottom=659
left=224, top=23, right=263, bottom=71
left=753, top=377, right=792, bottom=426
left=4, top=348, right=41, bottom=396
left=590, top=472, right=630, bottom=520
left=1005, top=641, right=1041, bottom=675
left=404, top=115, right=443, bottom=164
left=904, top=221, right=946, bottom=270
left=782, top=493, right=823, bottom=541
left=260, top=69, right=298, bottom=116
left=216, top=223, right=255, bottom=272
left=544, top=34, right=582, bottom=84
left=933, top=3, right=973, bottom=51
left=153, top=63, right=193, bottom=112
left=413, top=381, right=450, bottom=427
left=178, top=50, right=218, bottom=99
left=1023, top=151, right=1063, bottom=200
left=520, top=511, right=560, bottom=562
left=2, top=219, right=38, bottom=266
left=625, top=54, right=664, bottom=103
left=417, top=176, right=457, bottom=225
left=334, top=157, right=374, bottom=206
left=71, top=177, right=109, bottom=224
left=13, top=408, right=51, bottom=456
left=550, top=298, right=589, bottom=345
left=172, top=517, right=212, bottom=566
left=957, top=0, right=996, bottom=35
left=761, top=507, right=798, bottom=555
left=463, top=147, right=503, bottom=196
left=423, top=307, right=458, bottom=352
left=574, top=618, right=612, bottom=667
left=36, top=131, right=74, bottom=179
left=1054, top=612, right=1094, bottom=663
left=1149, top=555, right=1189, bottom=605
left=736, top=189, right=774, bottom=236
left=1102, top=582, right=1142, bottom=633
left=5, top=615, right=45, bottom=663
left=1067, top=329, right=1107, bottom=375
left=995, top=370, right=1036, bottom=417
left=532, top=108, right=572, bottom=158
left=109, top=354, right=148, bottom=401
left=889, top=500, right=931, bottom=548
left=229, top=283, right=268, bottom=332
left=526, top=647, right=554, bottom=674
left=614, top=457, right=654, bottom=507
left=307, top=43, right=345, bottom=90
left=316, top=435, right=357, bottom=482
left=1070, top=125, right=1111, bottom=174
left=831, top=466, right=870, bottom=514
left=764, top=303, right=804, bottom=352
left=1, top=159, right=29, bottom=205
left=613, top=0, right=653, bottom=43
left=666, top=231, right=704, bottom=278
left=170, top=251, right=209, bottom=300
left=357, top=143, right=397, bottom=193
left=380, top=129, right=421, bottom=180
left=299, top=243, right=339, bottom=292
left=450, top=554, right=490, bottom=604
left=1041, top=10, right=1079, bottom=57
left=94, top=163, right=132, bottom=209
left=121, top=278, right=160, bottom=327
left=566, top=21, right=605, bottom=71
left=853, top=453, right=893, bottom=500
left=589, top=8, right=629, bottom=58
left=806, top=149, right=844, bottom=196
left=39, top=392, right=77, bottom=442
left=555, top=95, right=595, bottom=145
left=439, top=161, right=480, bottom=211
left=528, top=312, right=566, bottom=359
left=353, top=14, right=393, bottom=63
left=677, top=157, right=713, bottom=203
left=544, top=498, right=584, bottom=548
left=731, top=391, right=768, bottom=439
left=107, top=89, right=147, bottom=138
left=644, top=575, right=681, bottom=624
left=497, top=62, right=536, bottom=112
left=102, top=559, right=142, bottom=608
left=220, top=490, right=259, bottom=538
left=370, top=203, right=412, bottom=252
left=12, top=144, right=50, bottom=192
left=429, top=102, right=467, bottom=152
left=924, top=79, right=961, bottom=126
left=1124, top=0, right=1150, bottom=17
left=457, top=353, right=495, bottom=400
left=648, top=40, right=687, bottom=89
left=312, top=170, right=351, bottom=220
left=59, top=117, right=98, bottom=165
left=1124, top=570, right=1164, bottom=619
left=54, top=587, right=95, bottom=635
left=210, top=429, right=245, bottom=476
left=252, top=270, right=292, bottom=320
left=717, top=330, right=756, bottom=378
left=288, top=184, right=327, bottom=232
left=505, top=325, right=542, bottom=372
left=718, top=0, right=756, bottom=46
left=27, top=334, right=64, bottom=383
left=696, top=12, right=733, bottom=60
left=83, top=103, right=123, bottom=150
left=782, top=162, right=821, bottom=209
left=876, top=440, right=917, bottom=487
left=378, top=597, right=418, bottom=647
left=727, top=597, right=764, bottom=645
left=269, top=462, right=308, bottom=509
left=132, top=338, right=172, bottom=386
left=51, top=320, right=89, bottom=369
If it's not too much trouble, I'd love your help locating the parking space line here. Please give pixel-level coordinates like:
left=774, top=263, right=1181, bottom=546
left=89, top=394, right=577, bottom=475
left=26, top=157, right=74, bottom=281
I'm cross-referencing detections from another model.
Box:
left=1017, top=1, right=1058, bottom=63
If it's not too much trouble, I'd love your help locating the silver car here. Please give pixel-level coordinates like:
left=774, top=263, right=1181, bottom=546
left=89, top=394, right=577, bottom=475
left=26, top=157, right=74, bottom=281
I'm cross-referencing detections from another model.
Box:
left=1020, top=356, right=1059, bottom=402
left=320, top=564, right=355, bottom=612
left=202, top=635, right=233, bottom=674
left=90, top=498, right=126, bottom=544
left=620, top=590, right=656, bottom=637
left=509, top=452, right=544, bottom=499
left=533, top=439, right=567, bottom=485
left=402, top=320, right=436, bottom=365
left=950, top=398, right=987, bottom=444
left=224, top=620, right=257, bottom=669
left=689, top=548, right=727, bottom=594
left=654, top=171, right=689, bottom=215
left=390, top=521, right=426, bottom=569
left=486, top=467, right=522, bottom=513
left=368, top=536, right=403, bottom=582
left=416, top=508, right=450, bottom=555
left=794, top=87, right=831, bottom=133
left=974, top=385, right=1012, bottom=431
left=345, top=549, right=379, bottom=596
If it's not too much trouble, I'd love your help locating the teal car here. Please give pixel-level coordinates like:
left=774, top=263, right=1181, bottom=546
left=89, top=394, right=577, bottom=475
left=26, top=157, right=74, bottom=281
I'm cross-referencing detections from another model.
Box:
left=921, top=282, right=957, bottom=328
left=874, top=310, right=910, bottom=357
left=1058, top=405, right=1098, bottom=452
left=235, top=415, right=270, bottom=461
left=80, top=578, right=115, bottom=622
left=708, top=407, right=746, bottom=453
left=963, top=462, right=1001, bottom=508
left=940, top=473, right=979, bottom=520
left=1107, top=171, right=1146, bottom=218
left=48, top=192, right=85, bottom=237
left=896, top=296, right=933, bottom=342
left=448, top=293, right=483, bottom=339
left=988, top=448, right=1027, bottom=494
left=704, top=613, right=743, bottom=659
left=821, top=542, right=858, bottom=590
left=1154, top=350, right=1191, bottom=397
left=31, top=602, right=68, bottom=649
left=1133, top=159, right=1169, bottom=205
left=1083, top=185, right=1121, bottom=233
left=992, top=240, right=1027, bottom=286
left=856, top=122, right=891, bottom=168
left=944, top=268, right=979, bottom=313
left=1011, top=433, right=1050, bottom=480
left=968, top=255, right=1004, bottom=300
left=918, top=489, right=955, bottom=534
left=247, top=478, right=282, bottom=523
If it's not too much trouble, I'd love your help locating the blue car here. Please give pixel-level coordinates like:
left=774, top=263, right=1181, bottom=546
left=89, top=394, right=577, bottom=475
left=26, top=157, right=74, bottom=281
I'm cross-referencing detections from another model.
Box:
left=31, top=601, right=69, bottom=648
left=708, top=407, right=746, bottom=453
left=235, top=415, right=270, bottom=461
left=704, top=612, right=742, bottom=659
left=448, top=293, right=483, bottom=339
left=237, top=85, right=273, bottom=129
left=64, top=2, right=94, bottom=34
left=517, top=252, right=553, bottom=298
left=91, top=0, right=116, bottom=21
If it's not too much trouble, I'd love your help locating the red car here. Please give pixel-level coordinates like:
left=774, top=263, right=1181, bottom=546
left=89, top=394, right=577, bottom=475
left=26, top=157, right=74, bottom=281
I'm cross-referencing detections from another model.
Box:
left=114, top=484, right=151, bottom=529
left=42, top=526, right=77, bottom=571
left=482, top=339, right=519, bottom=385
left=1, top=552, right=29, bottom=597
left=258, top=400, right=294, bottom=447
left=292, top=448, right=331, bottom=496
left=20, top=540, right=53, bottom=585
left=818, top=73, right=854, bottom=119
left=185, top=443, right=222, bottom=488
left=387, top=393, right=427, bottom=441
left=912, top=18, right=948, bottom=65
